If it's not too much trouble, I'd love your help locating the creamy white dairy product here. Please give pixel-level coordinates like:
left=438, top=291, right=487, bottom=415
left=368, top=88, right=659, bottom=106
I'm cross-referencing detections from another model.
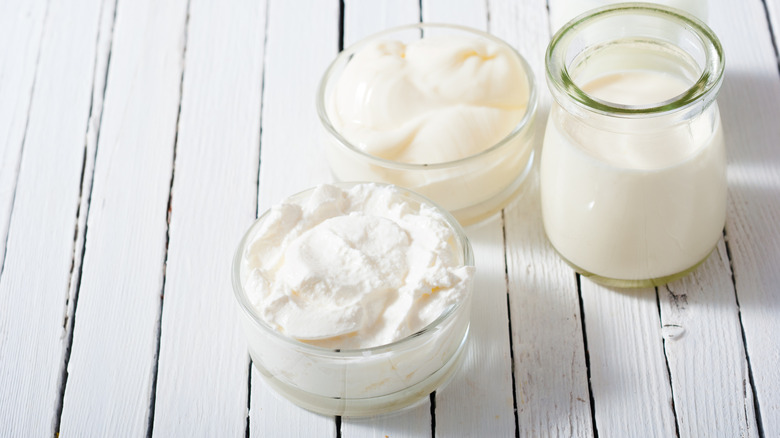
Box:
left=328, top=36, right=528, bottom=164
left=541, top=68, right=726, bottom=281
left=550, top=0, right=708, bottom=32
left=240, top=183, right=474, bottom=349
left=234, top=183, right=475, bottom=415
left=319, top=27, right=537, bottom=223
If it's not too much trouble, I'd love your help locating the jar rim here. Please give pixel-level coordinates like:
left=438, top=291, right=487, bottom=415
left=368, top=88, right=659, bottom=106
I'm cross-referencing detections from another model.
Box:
left=231, top=182, right=475, bottom=357
left=545, top=3, right=725, bottom=117
left=316, top=22, right=538, bottom=170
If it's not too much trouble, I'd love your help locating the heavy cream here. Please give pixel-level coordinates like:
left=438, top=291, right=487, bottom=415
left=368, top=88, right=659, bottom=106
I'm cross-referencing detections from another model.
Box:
left=319, top=27, right=537, bottom=223
left=541, top=67, right=726, bottom=282
left=240, top=183, right=474, bottom=349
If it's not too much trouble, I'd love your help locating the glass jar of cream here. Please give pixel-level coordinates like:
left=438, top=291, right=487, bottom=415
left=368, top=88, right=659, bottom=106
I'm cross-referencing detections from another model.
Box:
left=541, top=3, right=726, bottom=287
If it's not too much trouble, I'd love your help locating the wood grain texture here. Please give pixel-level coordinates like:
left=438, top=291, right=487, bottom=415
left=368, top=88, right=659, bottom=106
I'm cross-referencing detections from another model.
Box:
left=504, top=177, right=594, bottom=438
left=58, top=0, right=189, bottom=435
left=659, top=239, right=757, bottom=437
left=150, top=0, right=266, bottom=435
left=580, top=281, right=676, bottom=438
left=493, top=0, right=594, bottom=436
left=344, top=0, right=419, bottom=45
left=0, top=0, right=107, bottom=435
left=422, top=0, right=486, bottom=28
left=710, top=0, right=780, bottom=434
left=249, top=0, right=339, bottom=435
left=0, top=0, right=48, bottom=270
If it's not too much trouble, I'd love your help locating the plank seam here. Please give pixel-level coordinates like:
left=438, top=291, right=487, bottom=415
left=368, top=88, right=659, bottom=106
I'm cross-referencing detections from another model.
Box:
left=338, top=0, right=345, bottom=52
left=430, top=391, right=437, bottom=436
left=253, top=0, right=270, bottom=221
left=724, top=227, right=765, bottom=438
left=145, top=0, right=193, bottom=435
left=0, top=0, right=53, bottom=281
left=245, top=359, right=252, bottom=438
left=576, top=274, right=598, bottom=438
left=760, top=0, right=780, bottom=75
left=53, top=0, right=119, bottom=432
left=655, top=287, right=681, bottom=438
left=500, top=210, right=520, bottom=438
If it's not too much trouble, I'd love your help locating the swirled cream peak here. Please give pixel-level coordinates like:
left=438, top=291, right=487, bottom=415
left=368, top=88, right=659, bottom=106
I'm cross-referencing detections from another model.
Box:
left=241, top=184, right=474, bottom=349
left=328, top=35, right=529, bottom=164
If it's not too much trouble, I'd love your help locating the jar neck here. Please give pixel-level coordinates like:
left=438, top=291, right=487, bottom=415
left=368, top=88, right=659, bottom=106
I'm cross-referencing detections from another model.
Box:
left=546, top=3, right=724, bottom=120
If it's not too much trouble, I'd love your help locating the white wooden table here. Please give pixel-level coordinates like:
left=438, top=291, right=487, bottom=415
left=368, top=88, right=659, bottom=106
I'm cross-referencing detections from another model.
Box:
left=1, top=0, right=779, bottom=436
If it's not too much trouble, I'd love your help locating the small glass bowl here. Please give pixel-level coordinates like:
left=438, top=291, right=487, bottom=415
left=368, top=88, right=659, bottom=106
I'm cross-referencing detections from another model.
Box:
left=232, top=182, right=475, bottom=416
left=317, top=23, right=538, bottom=226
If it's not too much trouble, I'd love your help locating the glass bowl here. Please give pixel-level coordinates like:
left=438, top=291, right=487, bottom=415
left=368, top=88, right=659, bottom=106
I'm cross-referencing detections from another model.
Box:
left=232, top=182, right=475, bottom=416
left=317, top=23, right=537, bottom=226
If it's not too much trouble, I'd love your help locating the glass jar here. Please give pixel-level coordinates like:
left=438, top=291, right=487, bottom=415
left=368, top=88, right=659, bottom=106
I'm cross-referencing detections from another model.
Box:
left=541, top=3, right=726, bottom=287
left=317, top=23, right=537, bottom=226
left=232, top=183, right=475, bottom=416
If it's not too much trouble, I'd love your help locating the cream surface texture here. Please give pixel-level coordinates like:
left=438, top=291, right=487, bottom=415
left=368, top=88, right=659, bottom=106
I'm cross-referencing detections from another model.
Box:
left=542, top=69, right=726, bottom=281
left=240, top=183, right=473, bottom=349
left=328, top=35, right=528, bottom=165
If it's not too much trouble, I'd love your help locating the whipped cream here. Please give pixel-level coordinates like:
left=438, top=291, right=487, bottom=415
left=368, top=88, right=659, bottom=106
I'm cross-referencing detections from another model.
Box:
left=327, top=36, right=529, bottom=164
left=240, top=183, right=474, bottom=349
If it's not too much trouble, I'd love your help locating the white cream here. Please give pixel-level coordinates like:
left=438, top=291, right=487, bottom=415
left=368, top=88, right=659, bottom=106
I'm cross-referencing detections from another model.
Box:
left=541, top=70, right=726, bottom=281
left=240, top=183, right=474, bottom=349
left=321, top=31, right=536, bottom=222
left=329, top=36, right=528, bottom=164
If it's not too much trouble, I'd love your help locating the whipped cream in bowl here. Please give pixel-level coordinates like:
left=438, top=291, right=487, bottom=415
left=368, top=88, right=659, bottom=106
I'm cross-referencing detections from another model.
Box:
left=232, top=182, right=475, bottom=416
left=317, top=24, right=537, bottom=225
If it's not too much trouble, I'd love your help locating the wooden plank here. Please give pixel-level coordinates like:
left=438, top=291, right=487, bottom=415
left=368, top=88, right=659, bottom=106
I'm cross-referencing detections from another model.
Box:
left=421, top=0, right=486, bottom=28
left=57, top=0, right=189, bottom=435
left=0, top=0, right=107, bottom=435
left=0, top=0, right=48, bottom=270
left=581, top=282, right=676, bottom=437
left=249, top=0, right=339, bottom=435
left=420, top=2, right=516, bottom=437
left=504, top=180, right=594, bottom=437
left=710, top=0, right=780, bottom=433
left=659, top=239, right=757, bottom=437
left=492, top=0, right=594, bottom=436
left=149, top=0, right=266, bottom=435
left=344, top=0, right=420, bottom=45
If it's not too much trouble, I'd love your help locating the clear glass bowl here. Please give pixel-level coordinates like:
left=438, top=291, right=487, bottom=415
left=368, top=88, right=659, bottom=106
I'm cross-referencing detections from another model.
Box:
left=232, top=182, right=475, bottom=416
left=317, top=23, right=537, bottom=226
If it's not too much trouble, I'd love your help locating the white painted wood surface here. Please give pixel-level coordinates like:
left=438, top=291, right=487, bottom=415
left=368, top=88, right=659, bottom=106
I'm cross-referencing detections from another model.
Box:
left=0, top=0, right=48, bottom=271
left=58, top=0, right=189, bottom=434
left=150, top=0, right=266, bottom=436
left=0, top=0, right=778, bottom=436
left=0, top=0, right=107, bottom=435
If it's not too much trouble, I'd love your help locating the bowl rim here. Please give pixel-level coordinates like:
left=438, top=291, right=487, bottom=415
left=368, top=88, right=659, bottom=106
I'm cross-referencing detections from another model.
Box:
left=316, top=22, right=538, bottom=170
left=231, top=182, right=475, bottom=357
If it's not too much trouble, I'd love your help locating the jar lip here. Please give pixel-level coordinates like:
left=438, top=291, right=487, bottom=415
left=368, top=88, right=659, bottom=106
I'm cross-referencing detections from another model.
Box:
left=316, top=22, right=538, bottom=170
left=546, top=2, right=725, bottom=117
left=231, top=182, right=475, bottom=357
